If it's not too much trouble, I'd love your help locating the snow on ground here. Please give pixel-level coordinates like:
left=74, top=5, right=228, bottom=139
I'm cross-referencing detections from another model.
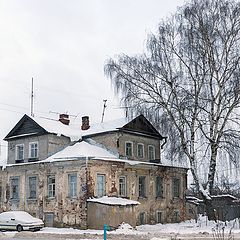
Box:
left=39, top=216, right=240, bottom=236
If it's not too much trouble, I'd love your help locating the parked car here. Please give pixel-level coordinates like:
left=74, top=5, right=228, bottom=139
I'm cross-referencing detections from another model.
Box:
left=0, top=211, right=44, bottom=232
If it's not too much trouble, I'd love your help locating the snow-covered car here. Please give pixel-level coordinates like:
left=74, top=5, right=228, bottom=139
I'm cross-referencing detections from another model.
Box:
left=0, top=211, right=44, bottom=232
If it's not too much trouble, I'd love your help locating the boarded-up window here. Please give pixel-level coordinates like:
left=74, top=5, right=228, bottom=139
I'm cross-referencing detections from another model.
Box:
left=45, top=213, right=54, bottom=227
left=68, top=174, right=77, bottom=198
left=97, top=174, right=106, bottom=197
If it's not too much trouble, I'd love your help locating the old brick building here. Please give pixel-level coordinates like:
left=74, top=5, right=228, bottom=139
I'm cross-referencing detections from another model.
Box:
left=0, top=114, right=188, bottom=229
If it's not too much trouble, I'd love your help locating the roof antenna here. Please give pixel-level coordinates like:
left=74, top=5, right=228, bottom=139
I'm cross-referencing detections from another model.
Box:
left=31, top=77, right=34, bottom=117
left=101, top=99, right=107, bottom=123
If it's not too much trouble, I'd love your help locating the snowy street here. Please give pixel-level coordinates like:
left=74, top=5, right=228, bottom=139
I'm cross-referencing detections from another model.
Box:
left=0, top=217, right=240, bottom=240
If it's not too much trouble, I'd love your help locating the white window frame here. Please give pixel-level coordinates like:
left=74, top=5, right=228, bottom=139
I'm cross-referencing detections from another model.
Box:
left=68, top=173, right=77, bottom=198
left=137, top=143, right=144, bottom=158
left=15, top=144, right=24, bottom=160
left=148, top=145, right=155, bottom=160
left=119, top=176, right=127, bottom=197
left=29, top=142, right=38, bottom=159
left=156, top=211, right=163, bottom=223
left=47, top=175, right=56, bottom=198
left=125, top=141, right=133, bottom=157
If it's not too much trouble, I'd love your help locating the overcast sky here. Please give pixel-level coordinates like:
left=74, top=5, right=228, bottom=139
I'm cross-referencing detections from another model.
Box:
left=0, top=0, right=186, bottom=159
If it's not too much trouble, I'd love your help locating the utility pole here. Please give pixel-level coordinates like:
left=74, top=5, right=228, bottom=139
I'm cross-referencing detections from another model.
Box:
left=101, top=100, right=107, bottom=123
left=31, top=77, right=34, bottom=117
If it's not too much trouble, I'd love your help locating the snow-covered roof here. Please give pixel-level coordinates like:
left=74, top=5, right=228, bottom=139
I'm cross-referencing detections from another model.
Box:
left=87, top=196, right=140, bottom=206
left=211, top=194, right=237, bottom=200
left=41, top=141, right=117, bottom=162
left=31, top=116, right=128, bottom=141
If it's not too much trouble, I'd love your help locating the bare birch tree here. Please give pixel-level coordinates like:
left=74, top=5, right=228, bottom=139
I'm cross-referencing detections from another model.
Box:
left=105, top=0, right=240, bottom=220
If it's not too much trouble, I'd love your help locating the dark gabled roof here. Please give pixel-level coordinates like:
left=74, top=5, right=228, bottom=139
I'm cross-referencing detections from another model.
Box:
left=4, top=114, right=47, bottom=140
left=4, top=114, right=164, bottom=141
left=120, top=114, right=164, bottom=140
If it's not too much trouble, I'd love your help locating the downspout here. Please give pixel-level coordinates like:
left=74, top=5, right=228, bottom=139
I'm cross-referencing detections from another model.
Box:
left=161, top=137, right=167, bottom=149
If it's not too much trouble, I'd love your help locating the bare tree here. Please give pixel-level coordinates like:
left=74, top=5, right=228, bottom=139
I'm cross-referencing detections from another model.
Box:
left=105, top=0, right=240, bottom=220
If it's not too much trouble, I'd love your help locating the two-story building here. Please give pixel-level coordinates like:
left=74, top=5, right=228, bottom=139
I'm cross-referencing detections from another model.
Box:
left=0, top=114, right=188, bottom=229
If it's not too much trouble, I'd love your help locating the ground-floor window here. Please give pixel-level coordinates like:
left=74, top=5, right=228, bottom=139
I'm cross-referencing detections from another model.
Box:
left=139, top=212, right=146, bottom=225
left=173, top=210, right=180, bottom=223
left=68, top=173, right=77, bottom=198
left=11, top=177, right=19, bottom=200
left=156, top=211, right=163, bottom=223
left=47, top=175, right=56, bottom=198
left=97, top=174, right=106, bottom=197
left=28, top=176, right=37, bottom=199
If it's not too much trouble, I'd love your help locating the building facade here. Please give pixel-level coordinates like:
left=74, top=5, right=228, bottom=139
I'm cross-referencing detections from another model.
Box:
left=0, top=114, right=188, bottom=229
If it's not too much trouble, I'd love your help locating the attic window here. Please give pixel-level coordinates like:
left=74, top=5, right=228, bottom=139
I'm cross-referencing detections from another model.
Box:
left=29, top=142, right=38, bottom=159
left=125, top=142, right=133, bottom=157
left=15, top=144, right=24, bottom=161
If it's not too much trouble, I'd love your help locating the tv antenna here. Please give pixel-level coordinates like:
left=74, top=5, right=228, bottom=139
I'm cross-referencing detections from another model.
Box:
left=30, top=77, right=34, bottom=117
left=101, top=99, right=107, bottom=123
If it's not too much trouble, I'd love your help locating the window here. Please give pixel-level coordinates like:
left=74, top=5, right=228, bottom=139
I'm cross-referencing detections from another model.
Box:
left=139, top=176, right=146, bottom=198
left=48, top=176, right=55, bottom=198
left=15, top=144, right=24, bottom=160
left=139, top=212, right=146, bottom=225
left=137, top=143, right=144, bottom=158
left=148, top=145, right=155, bottom=160
left=173, top=210, right=180, bottom=222
left=173, top=178, right=180, bottom=198
left=0, top=184, right=2, bottom=201
left=125, top=142, right=133, bottom=157
left=97, top=174, right=106, bottom=197
left=11, top=177, right=19, bottom=200
left=29, top=142, right=38, bottom=159
left=68, top=174, right=77, bottom=198
left=156, top=176, right=163, bottom=198
left=28, top=176, right=37, bottom=199
left=156, top=211, right=163, bottom=223
left=119, top=176, right=126, bottom=197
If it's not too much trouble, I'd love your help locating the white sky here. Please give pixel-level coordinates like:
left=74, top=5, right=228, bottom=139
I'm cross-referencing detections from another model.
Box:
left=0, top=0, right=186, bottom=159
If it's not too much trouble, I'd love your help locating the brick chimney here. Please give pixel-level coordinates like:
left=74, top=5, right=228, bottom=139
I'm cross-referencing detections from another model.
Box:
left=59, top=114, right=70, bottom=125
left=81, top=116, right=90, bottom=130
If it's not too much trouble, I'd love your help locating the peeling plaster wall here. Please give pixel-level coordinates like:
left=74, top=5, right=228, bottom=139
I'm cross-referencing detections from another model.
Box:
left=87, top=160, right=187, bottom=225
left=0, top=160, right=88, bottom=228
left=87, top=131, right=161, bottom=162
left=7, top=134, right=70, bottom=164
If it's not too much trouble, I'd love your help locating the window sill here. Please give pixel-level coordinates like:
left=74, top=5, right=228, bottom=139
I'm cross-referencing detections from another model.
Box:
left=27, top=198, right=37, bottom=201
left=10, top=198, right=20, bottom=202
left=46, top=197, right=56, bottom=200
left=15, top=160, right=24, bottom=163
left=138, top=196, right=147, bottom=200
left=28, top=158, right=39, bottom=162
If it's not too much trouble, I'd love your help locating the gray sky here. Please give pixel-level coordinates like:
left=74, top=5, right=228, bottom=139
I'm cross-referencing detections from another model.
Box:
left=0, top=0, right=186, bottom=159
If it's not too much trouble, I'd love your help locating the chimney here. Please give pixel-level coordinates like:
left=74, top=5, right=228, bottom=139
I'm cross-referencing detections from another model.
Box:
left=81, top=116, right=90, bottom=130
left=59, top=114, right=70, bottom=125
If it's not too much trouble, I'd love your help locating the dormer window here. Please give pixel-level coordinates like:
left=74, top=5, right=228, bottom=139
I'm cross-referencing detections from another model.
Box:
left=29, top=142, right=38, bottom=159
left=125, top=142, right=133, bottom=157
left=148, top=145, right=155, bottom=160
left=15, top=144, right=24, bottom=161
